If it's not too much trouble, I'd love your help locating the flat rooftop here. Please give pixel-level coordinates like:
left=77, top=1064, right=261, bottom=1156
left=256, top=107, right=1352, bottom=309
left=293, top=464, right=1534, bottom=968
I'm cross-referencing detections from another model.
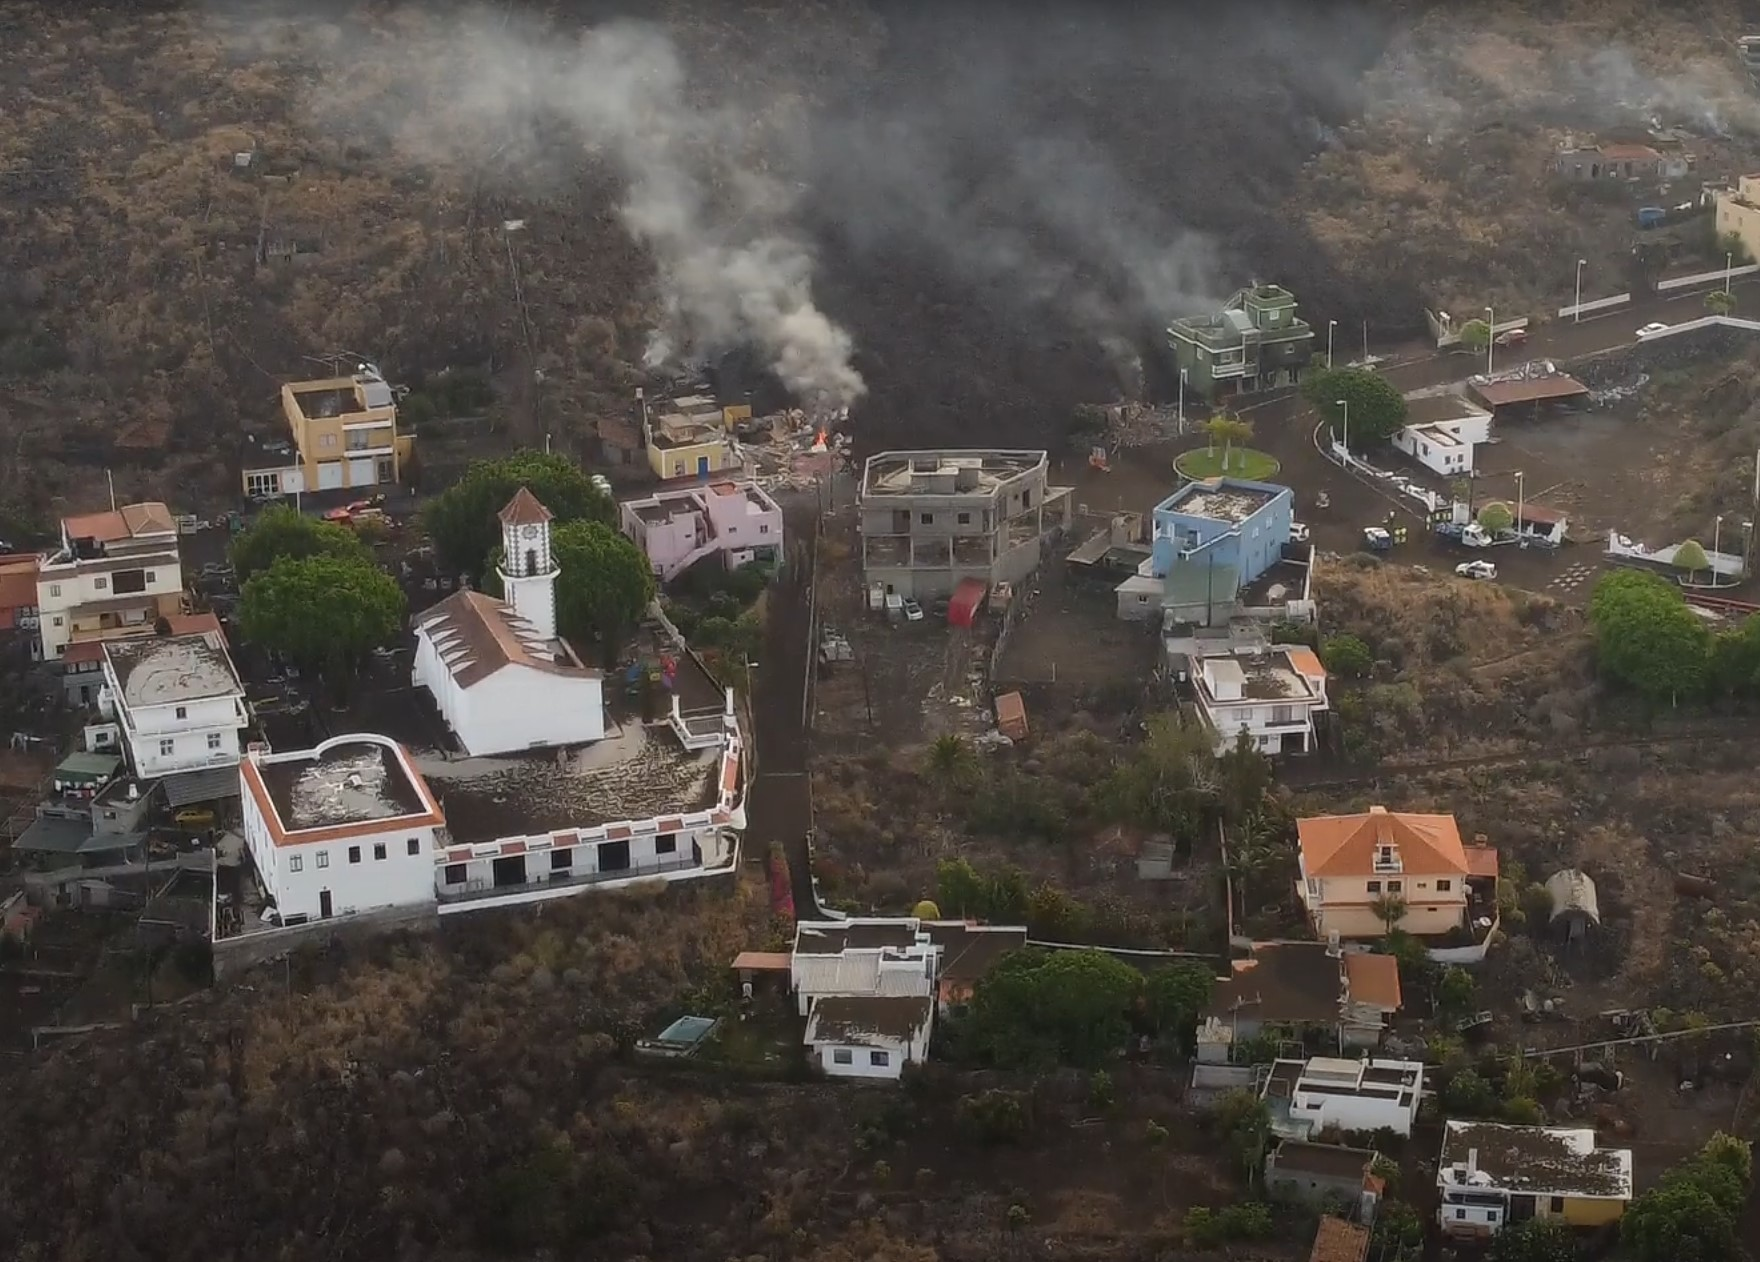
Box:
left=862, top=449, right=1047, bottom=497
left=1469, top=373, right=1589, bottom=408
left=1200, top=649, right=1319, bottom=701
left=1160, top=479, right=1282, bottom=524
left=289, top=382, right=368, bottom=419
left=413, top=725, right=721, bottom=846
left=103, top=633, right=241, bottom=708
left=1402, top=394, right=1491, bottom=426
left=1439, top=1121, right=1631, bottom=1199
left=258, top=740, right=429, bottom=832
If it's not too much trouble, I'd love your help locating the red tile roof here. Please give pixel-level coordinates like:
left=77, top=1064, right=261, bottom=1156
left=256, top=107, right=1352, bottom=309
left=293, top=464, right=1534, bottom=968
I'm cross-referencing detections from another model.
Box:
left=1298, top=806, right=1469, bottom=878
left=498, top=487, right=554, bottom=527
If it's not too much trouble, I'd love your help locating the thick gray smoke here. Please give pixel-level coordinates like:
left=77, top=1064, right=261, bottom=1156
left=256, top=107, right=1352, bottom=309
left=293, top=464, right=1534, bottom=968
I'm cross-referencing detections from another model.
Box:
left=334, top=16, right=865, bottom=410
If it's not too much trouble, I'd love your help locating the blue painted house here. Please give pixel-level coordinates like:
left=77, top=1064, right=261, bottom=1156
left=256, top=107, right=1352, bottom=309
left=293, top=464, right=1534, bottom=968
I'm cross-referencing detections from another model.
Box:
left=1150, top=477, right=1294, bottom=592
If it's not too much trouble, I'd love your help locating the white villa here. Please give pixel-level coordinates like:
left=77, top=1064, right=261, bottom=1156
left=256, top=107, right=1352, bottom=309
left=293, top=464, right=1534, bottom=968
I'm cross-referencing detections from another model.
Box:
left=100, top=630, right=249, bottom=802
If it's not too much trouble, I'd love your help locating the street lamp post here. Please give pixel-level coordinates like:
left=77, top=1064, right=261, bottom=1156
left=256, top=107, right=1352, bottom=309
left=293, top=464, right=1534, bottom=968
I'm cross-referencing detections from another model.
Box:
left=1178, top=368, right=1187, bottom=434
left=1336, top=398, right=1349, bottom=457
left=1714, top=514, right=1724, bottom=587
left=1327, top=319, right=1337, bottom=370
left=1514, top=470, right=1524, bottom=545
left=1727, top=252, right=1735, bottom=297
left=1484, top=305, right=1495, bottom=377
left=1574, top=259, right=1586, bottom=323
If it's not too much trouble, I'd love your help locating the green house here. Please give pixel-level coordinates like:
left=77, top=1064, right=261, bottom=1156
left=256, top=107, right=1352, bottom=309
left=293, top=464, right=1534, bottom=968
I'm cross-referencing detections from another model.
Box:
left=1168, top=284, right=1315, bottom=402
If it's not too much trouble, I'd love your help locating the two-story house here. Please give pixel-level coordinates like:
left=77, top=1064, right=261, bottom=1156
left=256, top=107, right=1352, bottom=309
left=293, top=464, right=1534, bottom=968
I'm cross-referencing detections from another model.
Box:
left=37, top=502, right=185, bottom=699
left=619, top=480, right=784, bottom=581
left=1296, top=806, right=1475, bottom=939
left=640, top=390, right=747, bottom=481
left=100, top=630, right=249, bottom=803
left=1146, top=477, right=1295, bottom=620
left=1168, top=284, right=1315, bottom=401
left=1191, top=646, right=1329, bottom=754
left=242, top=365, right=408, bottom=499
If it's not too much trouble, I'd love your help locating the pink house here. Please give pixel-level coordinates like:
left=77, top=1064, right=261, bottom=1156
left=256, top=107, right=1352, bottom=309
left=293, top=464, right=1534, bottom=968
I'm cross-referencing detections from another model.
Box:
left=620, top=480, right=785, bottom=581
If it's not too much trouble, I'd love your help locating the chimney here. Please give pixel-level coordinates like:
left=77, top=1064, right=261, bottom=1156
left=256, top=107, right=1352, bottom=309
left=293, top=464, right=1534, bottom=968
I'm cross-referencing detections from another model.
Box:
left=1472, top=832, right=1489, bottom=847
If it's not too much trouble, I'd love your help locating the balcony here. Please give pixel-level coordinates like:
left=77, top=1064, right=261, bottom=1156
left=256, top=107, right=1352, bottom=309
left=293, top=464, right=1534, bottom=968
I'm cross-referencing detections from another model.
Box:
left=436, top=854, right=705, bottom=904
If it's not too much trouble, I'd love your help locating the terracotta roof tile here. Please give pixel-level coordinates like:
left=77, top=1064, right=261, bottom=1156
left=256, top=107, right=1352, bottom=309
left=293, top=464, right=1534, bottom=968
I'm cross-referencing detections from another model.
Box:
left=498, top=486, right=554, bottom=527
left=415, top=589, right=600, bottom=688
left=1310, top=1217, right=1369, bottom=1262
left=1298, top=806, right=1468, bottom=879
left=1286, top=646, right=1326, bottom=679
left=1343, top=951, right=1403, bottom=1011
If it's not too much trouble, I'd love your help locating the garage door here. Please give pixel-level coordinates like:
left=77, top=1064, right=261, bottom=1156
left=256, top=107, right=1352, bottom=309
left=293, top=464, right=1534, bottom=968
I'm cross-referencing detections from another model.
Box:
left=347, top=457, right=376, bottom=486
left=317, top=461, right=344, bottom=491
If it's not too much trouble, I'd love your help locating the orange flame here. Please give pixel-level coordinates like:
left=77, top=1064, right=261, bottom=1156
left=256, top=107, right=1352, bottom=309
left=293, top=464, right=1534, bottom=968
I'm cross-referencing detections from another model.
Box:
left=814, top=428, right=828, bottom=447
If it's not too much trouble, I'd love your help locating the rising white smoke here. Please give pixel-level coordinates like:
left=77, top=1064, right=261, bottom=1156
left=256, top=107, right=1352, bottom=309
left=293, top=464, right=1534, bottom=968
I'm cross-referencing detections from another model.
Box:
left=323, top=15, right=865, bottom=411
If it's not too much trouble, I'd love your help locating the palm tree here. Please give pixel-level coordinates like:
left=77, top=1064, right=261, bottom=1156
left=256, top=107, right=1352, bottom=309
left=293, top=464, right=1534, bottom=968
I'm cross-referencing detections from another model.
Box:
left=1369, top=893, right=1409, bottom=934
left=924, top=733, right=976, bottom=791
left=1204, top=414, right=1255, bottom=472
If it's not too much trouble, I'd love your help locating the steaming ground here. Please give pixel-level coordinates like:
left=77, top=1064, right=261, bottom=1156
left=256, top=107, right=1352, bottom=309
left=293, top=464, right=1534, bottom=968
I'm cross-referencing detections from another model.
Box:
left=3, top=0, right=1759, bottom=494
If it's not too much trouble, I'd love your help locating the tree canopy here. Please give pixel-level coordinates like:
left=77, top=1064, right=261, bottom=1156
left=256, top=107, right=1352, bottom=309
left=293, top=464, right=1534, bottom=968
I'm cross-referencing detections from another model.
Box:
left=239, top=554, right=406, bottom=697
left=1476, top=501, right=1514, bottom=533
left=1622, top=1132, right=1752, bottom=1262
left=1705, top=288, right=1737, bottom=316
left=1673, top=539, right=1709, bottom=577
left=1300, top=367, right=1407, bottom=447
left=423, top=451, right=615, bottom=580
left=1588, top=569, right=1711, bottom=704
left=554, top=521, right=656, bottom=662
left=1457, top=318, right=1491, bottom=352
left=1320, top=633, right=1373, bottom=679
left=1143, top=962, right=1214, bottom=1052
left=963, top=948, right=1142, bottom=1069
left=1488, top=1219, right=1575, bottom=1262
left=230, top=504, right=371, bottom=583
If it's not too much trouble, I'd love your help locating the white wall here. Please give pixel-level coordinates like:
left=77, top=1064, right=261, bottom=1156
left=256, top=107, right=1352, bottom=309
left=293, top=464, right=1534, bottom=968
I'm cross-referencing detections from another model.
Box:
left=114, top=693, right=246, bottom=778
left=242, top=782, right=439, bottom=921
left=37, top=552, right=183, bottom=658
left=439, top=825, right=710, bottom=898
left=1289, top=1087, right=1418, bottom=1137
left=1439, top=1198, right=1506, bottom=1234
left=414, top=631, right=605, bottom=756
left=816, top=1038, right=910, bottom=1080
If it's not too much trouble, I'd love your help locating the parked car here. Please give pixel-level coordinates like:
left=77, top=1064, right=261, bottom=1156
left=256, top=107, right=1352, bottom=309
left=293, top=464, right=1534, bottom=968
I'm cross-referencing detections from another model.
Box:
left=1289, top=521, right=1311, bottom=543
left=1494, top=328, right=1527, bottom=348
left=1637, top=322, right=1669, bottom=337
left=902, top=598, right=925, bottom=622
left=173, top=807, right=216, bottom=830
left=1455, top=560, right=1498, bottom=580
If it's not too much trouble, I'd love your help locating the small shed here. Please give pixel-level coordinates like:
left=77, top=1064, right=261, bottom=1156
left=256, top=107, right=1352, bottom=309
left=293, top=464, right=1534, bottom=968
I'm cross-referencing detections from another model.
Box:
left=1545, top=868, right=1600, bottom=942
left=995, top=691, right=1028, bottom=741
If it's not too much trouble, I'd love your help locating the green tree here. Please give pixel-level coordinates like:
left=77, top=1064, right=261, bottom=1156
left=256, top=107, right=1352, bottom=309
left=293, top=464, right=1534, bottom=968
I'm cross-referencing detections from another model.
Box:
left=924, top=733, right=978, bottom=792
left=1320, top=633, right=1373, bottom=679
left=1588, top=569, right=1712, bottom=704
left=1477, top=500, right=1514, bottom=534
left=1674, top=539, right=1709, bottom=582
left=936, top=857, right=986, bottom=917
left=1488, top=1218, right=1577, bottom=1262
left=1442, top=1068, right=1499, bottom=1117
left=1203, top=413, right=1255, bottom=470
left=239, top=555, right=405, bottom=700
left=1622, top=1133, right=1752, bottom=1262
left=1709, top=615, right=1760, bottom=697
left=1457, top=318, right=1491, bottom=352
left=1212, top=1089, right=1273, bottom=1182
left=964, top=948, right=1143, bottom=1069
left=1301, top=366, right=1409, bottom=448
left=494, top=520, right=654, bottom=665
left=230, top=504, right=371, bottom=583
left=1144, top=961, right=1215, bottom=1052
left=1369, top=893, right=1408, bottom=933
left=422, top=451, right=614, bottom=580
left=1705, top=289, right=1737, bottom=316
left=1437, top=965, right=1476, bottom=1018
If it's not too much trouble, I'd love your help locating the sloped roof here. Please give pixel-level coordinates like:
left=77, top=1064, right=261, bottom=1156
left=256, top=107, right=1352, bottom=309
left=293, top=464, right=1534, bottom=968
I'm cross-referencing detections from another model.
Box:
left=415, top=590, right=599, bottom=688
left=1545, top=869, right=1600, bottom=923
left=1206, top=941, right=1343, bottom=1025
left=1298, top=806, right=1469, bottom=878
left=1310, top=1217, right=1370, bottom=1262
left=498, top=486, right=554, bottom=527
left=64, top=501, right=175, bottom=543
left=1342, top=951, right=1403, bottom=1010
left=805, top=996, right=933, bottom=1047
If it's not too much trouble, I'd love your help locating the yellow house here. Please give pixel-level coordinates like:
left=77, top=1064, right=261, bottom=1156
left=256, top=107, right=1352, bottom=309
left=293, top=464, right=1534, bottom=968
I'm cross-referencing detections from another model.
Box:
left=1437, top=1121, right=1631, bottom=1239
left=1296, top=805, right=1475, bottom=939
left=642, top=392, right=748, bottom=481
left=243, top=366, right=411, bottom=498
left=1715, top=174, right=1760, bottom=266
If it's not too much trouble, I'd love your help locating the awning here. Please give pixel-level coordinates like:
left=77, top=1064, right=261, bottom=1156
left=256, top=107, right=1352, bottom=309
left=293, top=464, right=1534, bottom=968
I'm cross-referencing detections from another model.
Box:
left=162, top=766, right=240, bottom=807
left=14, top=816, right=141, bottom=855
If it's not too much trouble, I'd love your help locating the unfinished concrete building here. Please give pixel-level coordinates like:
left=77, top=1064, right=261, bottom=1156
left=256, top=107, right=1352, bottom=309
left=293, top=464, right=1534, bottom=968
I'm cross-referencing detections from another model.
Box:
left=859, top=450, right=1072, bottom=600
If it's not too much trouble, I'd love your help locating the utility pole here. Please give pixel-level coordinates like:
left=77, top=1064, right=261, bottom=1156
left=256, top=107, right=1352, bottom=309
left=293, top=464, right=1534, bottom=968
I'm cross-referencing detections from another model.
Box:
left=1326, top=319, right=1336, bottom=369
left=1484, top=305, right=1496, bottom=377
left=1574, top=258, right=1586, bottom=323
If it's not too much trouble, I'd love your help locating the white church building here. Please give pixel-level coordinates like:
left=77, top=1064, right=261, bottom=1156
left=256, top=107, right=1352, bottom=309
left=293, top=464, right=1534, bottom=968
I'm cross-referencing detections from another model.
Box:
left=412, top=488, right=607, bottom=756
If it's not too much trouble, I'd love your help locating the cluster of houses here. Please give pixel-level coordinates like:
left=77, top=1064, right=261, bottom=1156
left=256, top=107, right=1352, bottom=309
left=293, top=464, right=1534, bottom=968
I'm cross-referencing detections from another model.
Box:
left=4, top=481, right=752, bottom=942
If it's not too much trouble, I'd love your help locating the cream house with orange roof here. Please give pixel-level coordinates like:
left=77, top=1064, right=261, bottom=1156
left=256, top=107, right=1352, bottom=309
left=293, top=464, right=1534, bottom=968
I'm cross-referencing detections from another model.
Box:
left=1297, top=805, right=1472, bottom=939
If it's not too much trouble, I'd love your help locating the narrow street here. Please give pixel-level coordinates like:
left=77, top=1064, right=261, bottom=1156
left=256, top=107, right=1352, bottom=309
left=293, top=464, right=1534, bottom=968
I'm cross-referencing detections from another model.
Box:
left=745, top=500, right=822, bottom=918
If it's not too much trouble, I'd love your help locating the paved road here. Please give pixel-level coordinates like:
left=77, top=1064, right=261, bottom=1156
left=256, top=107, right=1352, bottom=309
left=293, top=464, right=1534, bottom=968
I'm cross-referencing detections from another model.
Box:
left=745, top=503, right=823, bottom=918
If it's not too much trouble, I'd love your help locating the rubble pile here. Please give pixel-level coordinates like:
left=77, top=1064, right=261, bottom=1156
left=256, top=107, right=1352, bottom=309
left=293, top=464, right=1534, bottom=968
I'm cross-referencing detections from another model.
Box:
left=1102, top=400, right=1187, bottom=450
left=741, top=406, right=853, bottom=490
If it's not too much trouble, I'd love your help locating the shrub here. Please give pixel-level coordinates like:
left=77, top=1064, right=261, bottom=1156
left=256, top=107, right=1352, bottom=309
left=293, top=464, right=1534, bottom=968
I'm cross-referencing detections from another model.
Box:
left=956, top=1089, right=1029, bottom=1145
